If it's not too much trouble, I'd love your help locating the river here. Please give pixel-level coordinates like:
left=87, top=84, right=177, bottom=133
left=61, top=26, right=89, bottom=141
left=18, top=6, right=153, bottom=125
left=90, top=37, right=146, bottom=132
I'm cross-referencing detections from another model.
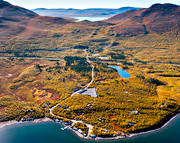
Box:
left=0, top=114, right=179, bottom=143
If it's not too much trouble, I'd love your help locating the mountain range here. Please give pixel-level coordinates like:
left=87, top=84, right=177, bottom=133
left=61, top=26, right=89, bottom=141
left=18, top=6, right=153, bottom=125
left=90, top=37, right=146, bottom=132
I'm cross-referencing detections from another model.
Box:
left=106, top=3, right=180, bottom=36
left=0, top=0, right=179, bottom=39
left=32, top=7, right=140, bottom=18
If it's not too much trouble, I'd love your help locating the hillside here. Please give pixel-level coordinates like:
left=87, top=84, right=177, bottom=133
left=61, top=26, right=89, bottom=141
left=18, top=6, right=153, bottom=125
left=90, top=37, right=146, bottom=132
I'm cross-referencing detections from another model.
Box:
left=106, top=3, right=180, bottom=36
left=33, top=7, right=140, bottom=18
left=0, top=0, right=71, bottom=39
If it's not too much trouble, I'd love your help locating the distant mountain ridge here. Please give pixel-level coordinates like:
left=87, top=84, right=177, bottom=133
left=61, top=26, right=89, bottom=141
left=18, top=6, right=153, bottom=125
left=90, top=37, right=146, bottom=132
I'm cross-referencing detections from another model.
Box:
left=106, top=3, right=180, bottom=36
left=32, top=7, right=141, bottom=18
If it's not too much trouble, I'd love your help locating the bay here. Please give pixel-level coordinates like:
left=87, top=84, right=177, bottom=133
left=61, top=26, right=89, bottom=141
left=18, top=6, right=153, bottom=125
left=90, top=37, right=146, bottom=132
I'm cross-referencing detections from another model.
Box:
left=0, top=114, right=179, bottom=143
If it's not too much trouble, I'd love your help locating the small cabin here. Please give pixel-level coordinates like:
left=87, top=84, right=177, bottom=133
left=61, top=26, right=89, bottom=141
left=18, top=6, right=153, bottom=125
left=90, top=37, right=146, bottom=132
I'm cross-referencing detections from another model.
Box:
left=90, top=135, right=96, bottom=138
left=73, top=127, right=78, bottom=131
left=130, top=110, right=139, bottom=114
left=129, top=122, right=136, bottom=126
left=78, top=129, right=83, bottom=134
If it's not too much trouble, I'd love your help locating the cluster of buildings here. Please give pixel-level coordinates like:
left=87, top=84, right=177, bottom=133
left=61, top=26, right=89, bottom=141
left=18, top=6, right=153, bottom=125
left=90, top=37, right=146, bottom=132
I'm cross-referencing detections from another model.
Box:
left=53, top=118, right=97, bottom=138
left=18, top=118, right=34, bottom=122
left=72, top=126, right=87, bottom=137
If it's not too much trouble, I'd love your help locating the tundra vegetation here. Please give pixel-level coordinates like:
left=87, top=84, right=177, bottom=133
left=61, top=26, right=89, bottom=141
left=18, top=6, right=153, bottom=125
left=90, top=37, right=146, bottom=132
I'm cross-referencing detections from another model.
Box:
left=0, top=52, right=179, bottom=137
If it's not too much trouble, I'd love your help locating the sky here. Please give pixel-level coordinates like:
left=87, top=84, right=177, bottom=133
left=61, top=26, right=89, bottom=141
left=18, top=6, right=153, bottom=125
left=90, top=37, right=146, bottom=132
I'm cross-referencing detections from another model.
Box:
left=5, top=0, right=180, bottom=9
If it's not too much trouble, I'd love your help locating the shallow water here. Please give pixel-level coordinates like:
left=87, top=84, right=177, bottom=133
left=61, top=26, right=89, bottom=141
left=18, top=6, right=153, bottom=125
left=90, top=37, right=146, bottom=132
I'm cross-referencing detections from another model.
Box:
left=0, top=114, right=179, bottom=143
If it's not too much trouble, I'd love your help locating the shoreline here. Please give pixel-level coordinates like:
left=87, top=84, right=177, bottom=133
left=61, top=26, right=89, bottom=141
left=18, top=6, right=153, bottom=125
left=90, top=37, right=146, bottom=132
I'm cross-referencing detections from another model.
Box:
left=127, top=113, right=179, bottom=138
left=71, top=113, right=180, bottom=141
left=0, top=117, right=53, bottom=129
left=94, top=113, right=180, bottom=141
left=0, top=113, right=179, bottom=141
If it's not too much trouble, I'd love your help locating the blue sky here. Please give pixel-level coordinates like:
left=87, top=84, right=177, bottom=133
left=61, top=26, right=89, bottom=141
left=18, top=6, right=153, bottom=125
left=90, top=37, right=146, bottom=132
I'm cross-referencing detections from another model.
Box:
left=6, top=0, right=180, bottom=9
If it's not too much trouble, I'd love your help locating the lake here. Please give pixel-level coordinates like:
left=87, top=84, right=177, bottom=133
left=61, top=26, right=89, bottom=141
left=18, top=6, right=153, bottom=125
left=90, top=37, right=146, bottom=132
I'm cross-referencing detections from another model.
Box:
left=108, top=66, right=131, bottom=78
left=0, top=114, right=179, bottom=143
left=75, top=17, right=109, bottom=21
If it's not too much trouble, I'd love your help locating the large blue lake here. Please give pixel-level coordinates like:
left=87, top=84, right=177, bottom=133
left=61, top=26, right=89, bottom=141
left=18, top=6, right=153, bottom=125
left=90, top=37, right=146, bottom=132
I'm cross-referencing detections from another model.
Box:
left=0, top=114, right=179, bottom=143
left=108, top=66, right=131, bottom=78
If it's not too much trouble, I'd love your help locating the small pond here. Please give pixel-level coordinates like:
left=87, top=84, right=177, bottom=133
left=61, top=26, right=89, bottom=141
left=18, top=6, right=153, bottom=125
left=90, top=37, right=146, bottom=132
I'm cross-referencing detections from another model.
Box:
left=108, top=66, right=131, bottom=78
